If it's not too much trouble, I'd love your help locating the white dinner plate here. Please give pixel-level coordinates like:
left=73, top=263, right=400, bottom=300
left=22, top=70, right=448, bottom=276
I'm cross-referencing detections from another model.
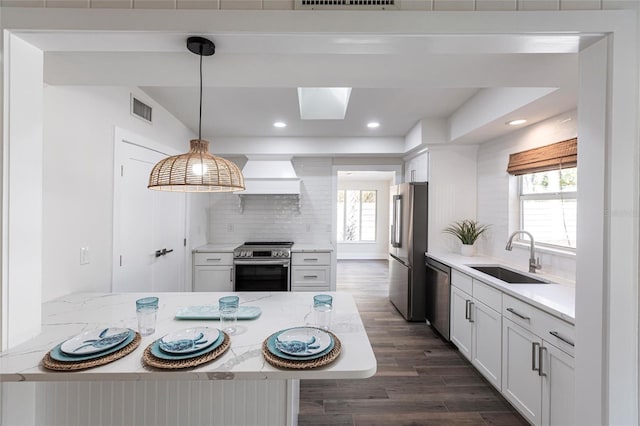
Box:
left=275, top=327, right=332, bottom=356
left=158, top=327, right=220, bottom=354
left=60, top=327, right=130, bottom=355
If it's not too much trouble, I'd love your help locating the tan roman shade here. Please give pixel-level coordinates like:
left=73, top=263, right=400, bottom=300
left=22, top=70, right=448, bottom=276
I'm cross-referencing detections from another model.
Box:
left=507, top=138, right=577, bottom=176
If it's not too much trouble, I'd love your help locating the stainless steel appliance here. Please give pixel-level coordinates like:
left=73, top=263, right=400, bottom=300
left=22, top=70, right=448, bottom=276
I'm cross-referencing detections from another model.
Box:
left=425, top=257, right=451, bottom=340
left=233, top=241, right=292, bottom=291
left=388, top=182, right=428, bottom=321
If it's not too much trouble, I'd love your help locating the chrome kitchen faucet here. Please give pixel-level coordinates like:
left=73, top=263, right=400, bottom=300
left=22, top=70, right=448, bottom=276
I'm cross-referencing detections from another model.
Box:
left=505, top=230, right=541, bottom=273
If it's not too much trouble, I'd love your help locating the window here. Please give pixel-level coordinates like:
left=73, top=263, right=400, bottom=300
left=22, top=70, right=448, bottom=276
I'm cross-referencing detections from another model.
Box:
left=337, top=190, right=377, bottom=242
left=519, top=167, right=577, bottom=249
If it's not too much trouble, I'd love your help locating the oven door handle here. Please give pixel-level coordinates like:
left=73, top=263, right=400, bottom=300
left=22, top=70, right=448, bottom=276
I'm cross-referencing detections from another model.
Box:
left=234, top=260, right=290, bottom=266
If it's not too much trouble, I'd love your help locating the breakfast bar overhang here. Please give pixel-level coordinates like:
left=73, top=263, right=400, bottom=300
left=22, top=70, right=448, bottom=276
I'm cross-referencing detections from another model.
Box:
left=0, top=291, right=376, bottom=426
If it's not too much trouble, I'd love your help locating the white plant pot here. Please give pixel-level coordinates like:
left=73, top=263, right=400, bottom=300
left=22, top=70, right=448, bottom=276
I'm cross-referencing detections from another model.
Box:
left=460, top=244, right=475, bottom=257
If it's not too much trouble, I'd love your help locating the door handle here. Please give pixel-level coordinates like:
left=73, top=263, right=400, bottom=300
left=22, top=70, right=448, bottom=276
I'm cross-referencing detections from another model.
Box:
left=465, top=300, right=471, bottom=320
left=468, top=302, right=475, bottom=323
left=538, top=345, right=547, bottom=377
left=155, top=248, right=174, bottom=257
left=532, top=342, right=540, bottom=372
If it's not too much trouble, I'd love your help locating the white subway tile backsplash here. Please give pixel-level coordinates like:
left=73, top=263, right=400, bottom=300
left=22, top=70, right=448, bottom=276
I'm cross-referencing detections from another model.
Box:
left=208, top=158, right=333, bottom=245
left=476, top=110, right=577, bottom=281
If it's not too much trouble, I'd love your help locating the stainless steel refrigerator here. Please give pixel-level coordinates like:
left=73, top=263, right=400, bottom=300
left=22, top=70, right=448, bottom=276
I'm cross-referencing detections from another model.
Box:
left=388, top=182, right=428, bottom=321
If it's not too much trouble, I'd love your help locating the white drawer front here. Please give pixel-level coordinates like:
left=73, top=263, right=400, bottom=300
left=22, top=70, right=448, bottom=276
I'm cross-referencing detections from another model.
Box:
left=292, top=267, right=329, bottom=286
left=502, top=294, right=540, bottom=333
left=473, top=279, right=502, bottom=313
left=539, top=310, right=575, bottom=357
left=292, top=252, right=331, bottom=265
left=451, top=269, right=473, bottom=294
left=194, top=252, right=233, bottom=266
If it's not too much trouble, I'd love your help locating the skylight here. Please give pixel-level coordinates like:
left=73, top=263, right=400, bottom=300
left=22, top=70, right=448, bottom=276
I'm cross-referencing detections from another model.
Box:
left=297, top=87, right=352, bottom=120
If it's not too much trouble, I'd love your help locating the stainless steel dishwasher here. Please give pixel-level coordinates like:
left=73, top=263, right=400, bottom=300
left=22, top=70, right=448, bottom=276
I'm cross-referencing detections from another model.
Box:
left=425, top=256, right=451, bottom=341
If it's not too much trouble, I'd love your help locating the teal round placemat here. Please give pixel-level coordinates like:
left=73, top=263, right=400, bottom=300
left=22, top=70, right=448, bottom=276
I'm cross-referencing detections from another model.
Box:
left=50, top=329, right=136, bottom=362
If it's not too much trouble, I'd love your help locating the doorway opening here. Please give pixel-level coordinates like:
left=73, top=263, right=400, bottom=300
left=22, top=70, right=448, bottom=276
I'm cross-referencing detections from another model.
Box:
left=336, top=170, right=396, bottom=261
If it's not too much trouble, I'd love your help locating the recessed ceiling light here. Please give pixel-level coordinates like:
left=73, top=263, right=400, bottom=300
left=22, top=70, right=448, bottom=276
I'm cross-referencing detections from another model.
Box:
left=273, top=121, right=287, bottom=128
left=367, top=121, right=380, bottom=128
left=507, top=119, right=527, bottom=126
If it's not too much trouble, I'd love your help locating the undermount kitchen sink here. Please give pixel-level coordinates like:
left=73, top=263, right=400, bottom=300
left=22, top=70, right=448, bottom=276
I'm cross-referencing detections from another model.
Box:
left=468, top=265, right=552, bottom=284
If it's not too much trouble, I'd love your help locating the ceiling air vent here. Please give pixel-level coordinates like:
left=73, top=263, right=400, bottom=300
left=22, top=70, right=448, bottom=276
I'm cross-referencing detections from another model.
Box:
left=295, top=0, right=398, bottom=10
left=130, top=94, right=152, bottom=124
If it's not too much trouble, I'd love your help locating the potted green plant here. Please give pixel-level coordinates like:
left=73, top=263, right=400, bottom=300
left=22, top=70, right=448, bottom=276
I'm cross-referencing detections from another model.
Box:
left=444, top=219, right=490, bottom=256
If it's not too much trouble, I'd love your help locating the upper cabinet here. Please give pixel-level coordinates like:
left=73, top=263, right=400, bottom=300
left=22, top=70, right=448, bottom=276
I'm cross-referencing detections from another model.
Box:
left=405, top=152, right=429, bottom=182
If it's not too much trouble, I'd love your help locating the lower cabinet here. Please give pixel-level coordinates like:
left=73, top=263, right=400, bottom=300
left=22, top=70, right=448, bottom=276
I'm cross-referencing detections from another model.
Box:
left=446, top=265, right=576, bottom=426
left=194, top=265, right=233, bottom=292
left=291, top=251, right=332, bottom=292
left=502, top=317, right=575, bottom=426
left=450, top=285, right=502, bottom=389
left=193, top=252, right=234, bottom=292
left=541, top=338, right=575, bottom=426
left=471, top=299, right=502, bottom=389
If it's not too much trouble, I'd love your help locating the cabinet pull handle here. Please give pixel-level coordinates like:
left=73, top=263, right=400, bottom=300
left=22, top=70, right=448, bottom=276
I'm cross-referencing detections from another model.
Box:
left=538, top=345, right=547, bottom=377
left=303, top=275, right=318, bottom=279
left=465, top=300, right=471, bottom=320
left=468, top=302, right=475, bottom=323
left=229, top=269, right=233, bottom=282
left=549, top=331, right=575, bottom=347
left=304, top=258, right=319, bottom=262
left=506, top=307, right=530, bottom=321
left=531, top=342, right=540, bottom=372
left=206, top=258, right=222, bottom=261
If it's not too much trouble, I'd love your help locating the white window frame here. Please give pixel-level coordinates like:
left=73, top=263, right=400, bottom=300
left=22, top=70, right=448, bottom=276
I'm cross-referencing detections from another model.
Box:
left=337, top=189, right=377, bottom=243
left=518, top=171, right=577, bottom=252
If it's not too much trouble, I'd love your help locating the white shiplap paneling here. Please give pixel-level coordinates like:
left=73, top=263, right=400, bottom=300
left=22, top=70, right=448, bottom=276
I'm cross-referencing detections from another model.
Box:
left=34, top=380, right=289, bottom=426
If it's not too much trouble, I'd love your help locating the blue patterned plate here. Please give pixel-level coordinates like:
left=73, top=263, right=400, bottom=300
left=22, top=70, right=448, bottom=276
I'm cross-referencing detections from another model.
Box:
left=150, top=331, right=225, bottom=360
left=50, top=329, right=135, bottom=362
left=175, top=305, right=262, bottom=320
left=266, top=328, right=335, bottom=361
left=158, top=327, right=219, bottom=354
left=60, top=327, right=130, bottom=355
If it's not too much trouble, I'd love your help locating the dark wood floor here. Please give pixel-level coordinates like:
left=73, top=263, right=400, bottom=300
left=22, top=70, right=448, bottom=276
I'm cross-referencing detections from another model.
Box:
left=298, top=260, right=528, bottom=426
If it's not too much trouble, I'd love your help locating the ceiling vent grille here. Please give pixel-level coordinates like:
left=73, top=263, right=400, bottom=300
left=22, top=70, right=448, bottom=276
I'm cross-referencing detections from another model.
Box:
left=295, top=0, right=398, bottom=10
left=131, top=94, right=152, bottom=124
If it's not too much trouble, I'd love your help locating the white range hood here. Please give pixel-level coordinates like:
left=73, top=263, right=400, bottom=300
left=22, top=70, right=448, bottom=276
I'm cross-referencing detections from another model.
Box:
left=240, top=156, right=301, bottom=195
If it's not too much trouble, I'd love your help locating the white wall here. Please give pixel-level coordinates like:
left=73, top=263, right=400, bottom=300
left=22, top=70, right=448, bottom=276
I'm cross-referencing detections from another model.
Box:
left=476, top=110, right=577, bottom=281
left=427, top=145, right=478, bottom=254
left=2, top=35, right=43, bottom=352
left=337, top=178, right=392, bottom=260
left=42, top=86, right=195, bottom=301
left=208, top=158, right=333, bottom=245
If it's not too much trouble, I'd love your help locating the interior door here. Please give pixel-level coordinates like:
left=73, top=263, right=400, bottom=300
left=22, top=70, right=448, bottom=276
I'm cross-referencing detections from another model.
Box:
left=113, top=138, right=186, bottom=292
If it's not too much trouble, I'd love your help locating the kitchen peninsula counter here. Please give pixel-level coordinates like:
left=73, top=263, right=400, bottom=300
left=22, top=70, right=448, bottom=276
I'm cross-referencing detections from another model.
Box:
left=0, top=291, right=374, bottom=381
left=0, top=291, right=375, bottom=426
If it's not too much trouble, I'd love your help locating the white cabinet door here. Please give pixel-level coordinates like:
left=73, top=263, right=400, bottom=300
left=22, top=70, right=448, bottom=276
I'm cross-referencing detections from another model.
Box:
left=502, top=318, right=542, bottom=425
left=194, top=266, right=233, bottom=292
left=541, top=342, right=575, bottom=426
left=450, top=286, right=473, bottom=360
left=471, top=299, right=502, bottom=390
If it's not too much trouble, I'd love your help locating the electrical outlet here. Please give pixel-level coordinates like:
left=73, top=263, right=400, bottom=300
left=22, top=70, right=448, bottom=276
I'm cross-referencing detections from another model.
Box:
left=227, top=224, right=234, bottom=232
left=80, top=247, right=90, bottom=265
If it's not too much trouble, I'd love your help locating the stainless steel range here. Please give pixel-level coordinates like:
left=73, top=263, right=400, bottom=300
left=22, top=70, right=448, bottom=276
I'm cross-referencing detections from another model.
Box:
left=233, top=241, right=293, bottom=291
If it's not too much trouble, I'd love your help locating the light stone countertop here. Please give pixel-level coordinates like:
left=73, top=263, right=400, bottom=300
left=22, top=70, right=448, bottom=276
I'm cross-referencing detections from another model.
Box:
left=0, top=291, right=376, bottom=382
left=193, top=243, right=241, bottom=253
left=427, top=252, right=575, bottom=324
left=291, top=244, right=334, bottom=252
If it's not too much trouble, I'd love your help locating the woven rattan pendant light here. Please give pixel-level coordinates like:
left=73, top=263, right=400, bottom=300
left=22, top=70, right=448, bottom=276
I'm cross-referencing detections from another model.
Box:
left=148, top=37, right=245, bottom=192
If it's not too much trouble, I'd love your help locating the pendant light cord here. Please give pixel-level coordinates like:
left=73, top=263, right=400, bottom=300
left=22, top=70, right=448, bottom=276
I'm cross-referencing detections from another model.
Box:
left=198, top=50, right=203, bottom=141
